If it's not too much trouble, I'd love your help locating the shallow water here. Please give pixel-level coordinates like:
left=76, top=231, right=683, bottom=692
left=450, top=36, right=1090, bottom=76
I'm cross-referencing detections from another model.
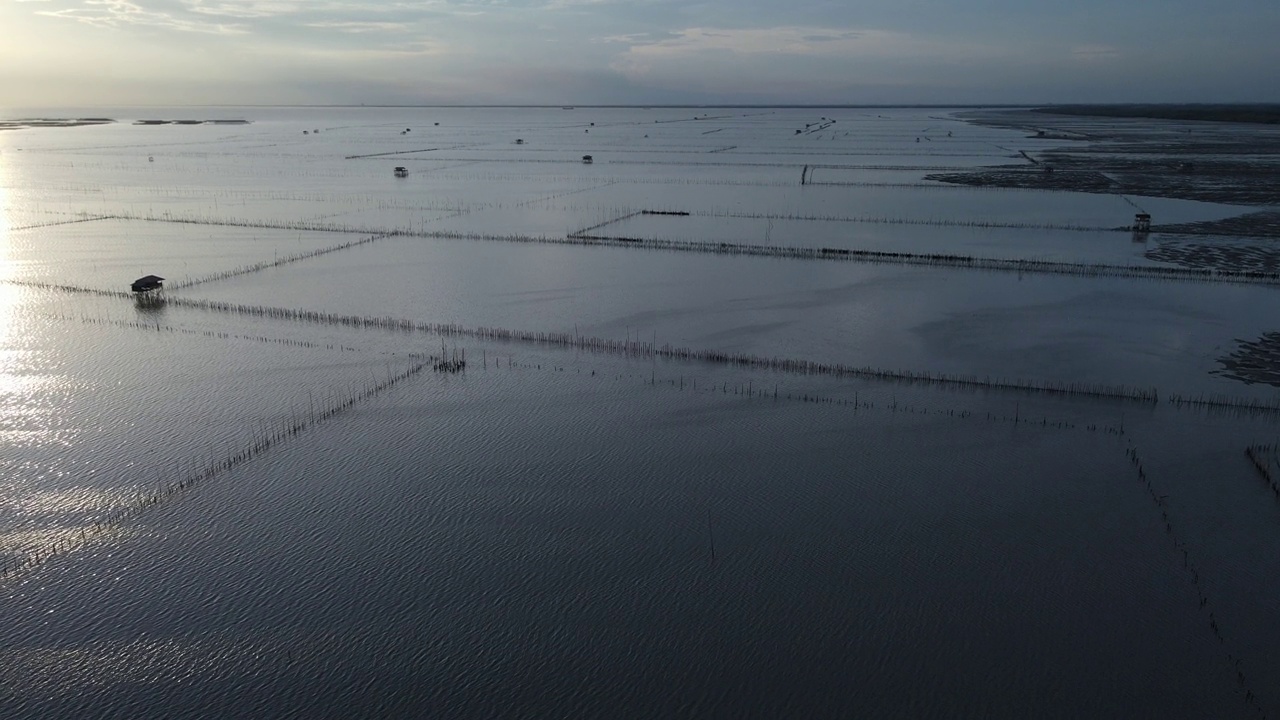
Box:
left=0, top=363, right=1263, bottom=719
left=2, top=106, right=1279, bottom=718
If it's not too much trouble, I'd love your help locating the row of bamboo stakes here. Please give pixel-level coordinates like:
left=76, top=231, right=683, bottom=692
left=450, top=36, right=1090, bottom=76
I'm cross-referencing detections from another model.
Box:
left=13, top=276, right=1280, bottom=413
left=9, top=304, right=1276, bottom=719
left=558, top=231, right=1280, bottom=286
left=153, top=294, right=1162, bottom=404
left=168, top=232, right=394, bottom=290
left=16, top=275, right=1280, bottom=414
left=33, top=209, right=1273, bottom=288
left=1126, top=443, right=1269, bottom=718
left=0, top=357, right=431, bottom=582
left=633, top=364, right=1128, bottom=436
left=53, top=313, right=365, bottom=353
left=1244, top=444, right=1280, bottom=499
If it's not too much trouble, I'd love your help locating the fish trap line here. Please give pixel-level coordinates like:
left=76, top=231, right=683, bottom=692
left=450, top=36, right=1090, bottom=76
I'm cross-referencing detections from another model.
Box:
left=550, top=232, right=1280, bottom=287
left=1125, top=442, right=1271, bottom=719
left=638, top=368, right=1130, bottom=436
left=14, top=281, right=1278, bottom=412
left=161, top=296, right=1160, bottom=404
left=167, top=232, right=394, bottom=290
left=8, top=214, right=114, bottom=232
left=689, top=208, right=1115, bottom=233
left=1244, top=444, right=1280, bottom=501
left=1168, top=393, right=1280, bottom=416
left=229, top=218, right=1280, bottom=288
left=103, top=211, right=374, bottom=236
left=54, top=313, right=367, bottom=353
left=0, top=356, right=432, bottom=584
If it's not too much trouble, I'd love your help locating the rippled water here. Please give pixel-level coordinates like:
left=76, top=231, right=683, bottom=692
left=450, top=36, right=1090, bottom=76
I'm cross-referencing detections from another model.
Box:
left=2, top=107, right=1279, bottom=718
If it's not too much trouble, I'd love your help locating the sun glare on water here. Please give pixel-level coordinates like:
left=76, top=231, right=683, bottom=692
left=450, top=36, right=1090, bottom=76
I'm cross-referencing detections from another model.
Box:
left=0, top=150, right=10, bottom=279
left=0, top=154, right=35, bottom=408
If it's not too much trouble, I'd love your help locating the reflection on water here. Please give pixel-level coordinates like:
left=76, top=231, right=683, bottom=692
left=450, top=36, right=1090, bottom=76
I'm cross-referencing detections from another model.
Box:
left=0, top=282, right=29, bottom=400
left=0, top=144, right=11, bottom=246
left=133, top=292, right=166, bottom=316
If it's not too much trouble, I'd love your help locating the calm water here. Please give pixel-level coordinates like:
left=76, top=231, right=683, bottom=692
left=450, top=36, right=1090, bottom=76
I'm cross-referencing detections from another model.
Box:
left=2, top=107, right=1278, bottom=718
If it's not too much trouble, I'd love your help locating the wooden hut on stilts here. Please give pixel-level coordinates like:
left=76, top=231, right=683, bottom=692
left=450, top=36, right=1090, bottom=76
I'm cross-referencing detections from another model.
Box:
left=131, top=275, right=164, bottom=293
left=131, top=275, right=165, bottom=306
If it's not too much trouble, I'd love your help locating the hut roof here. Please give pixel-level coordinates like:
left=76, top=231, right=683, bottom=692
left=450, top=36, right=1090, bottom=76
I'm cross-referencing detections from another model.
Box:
left=131, top=275, right=165, bottom=292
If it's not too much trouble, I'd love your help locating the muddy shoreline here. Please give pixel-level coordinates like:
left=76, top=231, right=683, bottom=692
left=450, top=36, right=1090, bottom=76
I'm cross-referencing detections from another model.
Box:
left=934, top=108, right=1280, bottom=206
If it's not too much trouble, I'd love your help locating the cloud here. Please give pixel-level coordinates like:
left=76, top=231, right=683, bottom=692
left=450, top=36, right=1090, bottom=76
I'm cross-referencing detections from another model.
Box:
left=592, top=24, right=1046, bottom=103
left=1070, top=45, right=1120, bottom=62
left=304, top=21, right=412, bottom=34
left=37, top=0, right=248, bottom=33
left=542, top=0, right=617, bottom=9
left=606, top=25, right=990, bottom=61
left=284, top=37, right=449, bottom=60
left=802, top=32, right=861, bottom=43
left=605, top=25, right=1002, bottom=82
left=181, top=0, right=303, bottom=18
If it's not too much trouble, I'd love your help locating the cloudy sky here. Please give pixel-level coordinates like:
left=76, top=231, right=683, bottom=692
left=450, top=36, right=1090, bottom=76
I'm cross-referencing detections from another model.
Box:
left=3, top=0, right=1278, bottom=107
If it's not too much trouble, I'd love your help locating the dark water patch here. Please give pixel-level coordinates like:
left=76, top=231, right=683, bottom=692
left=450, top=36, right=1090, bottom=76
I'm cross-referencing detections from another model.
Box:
left=0, top=371, right=1244, bottom=718
left=1123, top=441, right=1271, bottom=718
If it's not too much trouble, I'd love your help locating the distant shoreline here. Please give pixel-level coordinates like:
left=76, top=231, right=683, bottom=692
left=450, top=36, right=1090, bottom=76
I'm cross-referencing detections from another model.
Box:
left=5, top=104, right=1033, bottom=114
left=0, top=118, right=253, bottom=130
left=0, top=118, right=115, bottom=130
left=1032, top=104, right=1280, bottom=124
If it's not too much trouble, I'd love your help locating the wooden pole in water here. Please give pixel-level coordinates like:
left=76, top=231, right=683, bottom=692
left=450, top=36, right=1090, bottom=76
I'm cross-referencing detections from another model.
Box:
left=707, top=509, right=716, bottom=564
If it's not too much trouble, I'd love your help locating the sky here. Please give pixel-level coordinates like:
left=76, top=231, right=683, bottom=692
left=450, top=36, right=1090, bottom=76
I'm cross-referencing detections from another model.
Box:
left=3, top=0, right=1279, bottom=107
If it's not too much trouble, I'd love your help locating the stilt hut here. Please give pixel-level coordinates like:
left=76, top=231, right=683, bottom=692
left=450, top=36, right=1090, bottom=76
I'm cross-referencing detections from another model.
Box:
left=582, top=155, right=593, bottom=164
left=131, top=275, right=164, bottom=293
left=1132, top=212, right=1152, bottom=241
left=394, top=166, right=408, bottom=177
